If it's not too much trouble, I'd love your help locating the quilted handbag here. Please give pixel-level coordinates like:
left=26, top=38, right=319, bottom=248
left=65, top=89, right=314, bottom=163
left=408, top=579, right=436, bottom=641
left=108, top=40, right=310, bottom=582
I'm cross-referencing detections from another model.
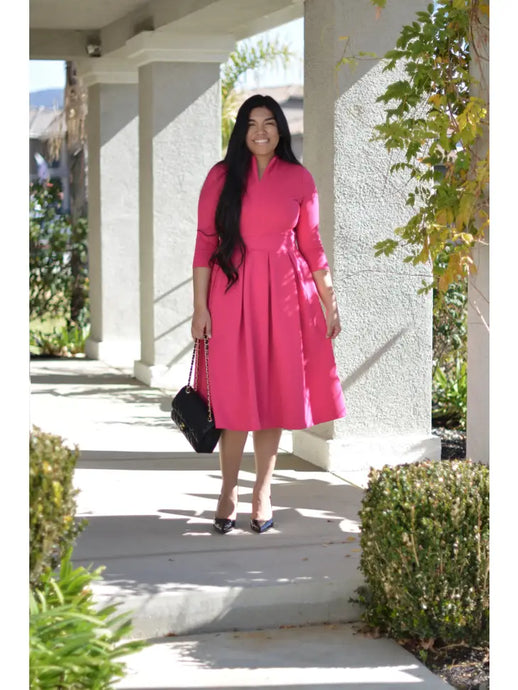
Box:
left=171, top=336, right=221, bottom=453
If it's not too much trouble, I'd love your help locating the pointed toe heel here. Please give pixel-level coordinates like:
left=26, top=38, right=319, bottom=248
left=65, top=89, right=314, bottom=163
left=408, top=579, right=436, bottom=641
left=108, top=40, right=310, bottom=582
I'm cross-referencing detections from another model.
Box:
left=213, top=518, right=236, bottom=534
left=250, top=517, right=274, bottom=534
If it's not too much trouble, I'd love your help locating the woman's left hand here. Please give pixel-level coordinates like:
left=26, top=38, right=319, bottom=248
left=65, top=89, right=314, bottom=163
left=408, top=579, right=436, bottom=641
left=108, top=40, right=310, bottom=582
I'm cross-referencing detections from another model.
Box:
left=325, top=306, right=341, bottom=339
left=311, top=269, right=341, bottom=339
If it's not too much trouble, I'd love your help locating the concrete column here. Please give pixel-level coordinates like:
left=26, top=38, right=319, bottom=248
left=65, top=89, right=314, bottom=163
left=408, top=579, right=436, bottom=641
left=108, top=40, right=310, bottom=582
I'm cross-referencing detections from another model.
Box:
left=467, top=7, right=489, bottom=464
left=78, top=59, right=140, bottom=366
left=467, top=241, right=489, bottom=464
left=295, top=0, right=440, bottom=484
left=128, top=35, right=233, bottom=388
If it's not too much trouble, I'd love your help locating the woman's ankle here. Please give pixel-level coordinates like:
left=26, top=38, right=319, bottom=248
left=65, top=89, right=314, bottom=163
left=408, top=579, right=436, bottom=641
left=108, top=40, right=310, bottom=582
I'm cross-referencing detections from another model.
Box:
left=216, top=491, right=237, bottom=520
left=251, top=489, right=272, bottom=521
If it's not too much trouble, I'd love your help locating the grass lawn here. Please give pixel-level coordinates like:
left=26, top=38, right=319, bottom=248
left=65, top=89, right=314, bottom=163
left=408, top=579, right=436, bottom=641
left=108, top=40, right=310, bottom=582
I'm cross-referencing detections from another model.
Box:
left=30, top=316, right=88, bottom=356
left=30, top=316, right=67, bottom=333
left=30, top=317, right=66, bottom=354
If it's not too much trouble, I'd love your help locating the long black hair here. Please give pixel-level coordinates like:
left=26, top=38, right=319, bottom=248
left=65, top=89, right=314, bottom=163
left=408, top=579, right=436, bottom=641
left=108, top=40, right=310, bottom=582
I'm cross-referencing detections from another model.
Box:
left=211, top=94, right=301, bottom=290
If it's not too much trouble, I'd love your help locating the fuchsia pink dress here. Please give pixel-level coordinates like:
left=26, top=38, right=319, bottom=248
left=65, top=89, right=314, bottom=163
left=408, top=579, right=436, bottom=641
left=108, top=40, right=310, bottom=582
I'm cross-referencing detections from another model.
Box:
left=193, top=155, right=346, bottom=431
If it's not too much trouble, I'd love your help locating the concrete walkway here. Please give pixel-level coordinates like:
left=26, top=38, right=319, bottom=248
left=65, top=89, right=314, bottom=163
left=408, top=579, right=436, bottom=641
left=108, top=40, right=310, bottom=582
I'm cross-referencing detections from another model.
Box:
left=30, top=357, right=452, bottom=689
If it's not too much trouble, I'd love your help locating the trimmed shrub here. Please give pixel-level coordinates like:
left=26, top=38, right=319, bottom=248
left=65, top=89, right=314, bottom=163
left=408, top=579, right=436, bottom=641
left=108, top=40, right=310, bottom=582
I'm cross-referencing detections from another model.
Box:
left=30, top=549, right=146, bottom=689
left=30, top=426, right=86, bottom=588
left=356, top=459, right=489, bottom=645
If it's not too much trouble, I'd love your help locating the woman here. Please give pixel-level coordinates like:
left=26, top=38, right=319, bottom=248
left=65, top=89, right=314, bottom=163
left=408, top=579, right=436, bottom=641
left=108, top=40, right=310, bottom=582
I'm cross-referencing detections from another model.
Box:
left=191, top=95, right=346, bottom=535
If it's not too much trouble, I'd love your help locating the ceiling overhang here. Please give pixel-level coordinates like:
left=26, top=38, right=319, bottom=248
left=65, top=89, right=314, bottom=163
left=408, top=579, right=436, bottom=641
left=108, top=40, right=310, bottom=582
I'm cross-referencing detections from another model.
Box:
left=30, top=0, right=304, bottom=61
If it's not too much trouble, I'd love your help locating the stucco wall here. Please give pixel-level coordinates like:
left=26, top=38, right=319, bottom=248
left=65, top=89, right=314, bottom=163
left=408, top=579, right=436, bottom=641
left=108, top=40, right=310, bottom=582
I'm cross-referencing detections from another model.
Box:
left=296, top=0, right=439, bottom=478
left=86, top=82, right=140, bottom=361
left=137, top=61, right=221, bottom=386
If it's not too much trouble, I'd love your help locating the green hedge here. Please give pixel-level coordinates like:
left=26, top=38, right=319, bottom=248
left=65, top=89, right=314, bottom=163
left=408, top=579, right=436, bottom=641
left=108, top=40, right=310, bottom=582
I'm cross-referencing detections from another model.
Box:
left=30, top=426, right=86, bottom=588
left=356, top=459, right=489, bottom=645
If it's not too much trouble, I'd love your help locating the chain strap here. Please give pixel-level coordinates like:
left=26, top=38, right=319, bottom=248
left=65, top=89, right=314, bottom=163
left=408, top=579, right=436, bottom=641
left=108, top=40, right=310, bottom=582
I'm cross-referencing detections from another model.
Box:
left=203, top=336, right=214, bottom=422
left=187, top=336, right=214, bottom=423
left=187, top=338, right=198, bottom=389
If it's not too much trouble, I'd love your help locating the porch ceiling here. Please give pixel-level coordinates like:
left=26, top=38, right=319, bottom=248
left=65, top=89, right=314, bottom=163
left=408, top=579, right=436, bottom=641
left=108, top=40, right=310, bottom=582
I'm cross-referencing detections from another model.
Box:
left=30, top=0, right=303, bottom=60
left=30, top=0, right=148, bottom=30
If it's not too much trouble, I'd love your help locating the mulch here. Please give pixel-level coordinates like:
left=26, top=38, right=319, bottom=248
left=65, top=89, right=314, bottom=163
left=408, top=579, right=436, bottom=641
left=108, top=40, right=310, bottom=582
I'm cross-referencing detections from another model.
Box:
left=400, top=638, right=489, bottom=690
left=435, top=426, right=467, bottom=461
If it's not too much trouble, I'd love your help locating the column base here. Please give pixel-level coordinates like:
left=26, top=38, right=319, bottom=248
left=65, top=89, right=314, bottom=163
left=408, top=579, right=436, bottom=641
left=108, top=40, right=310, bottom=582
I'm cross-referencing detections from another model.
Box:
left=293, top=429, right=442, bottom=488
left=134, top=360, right=184, bottom=390
left=85, top=337, right=140, bottom=369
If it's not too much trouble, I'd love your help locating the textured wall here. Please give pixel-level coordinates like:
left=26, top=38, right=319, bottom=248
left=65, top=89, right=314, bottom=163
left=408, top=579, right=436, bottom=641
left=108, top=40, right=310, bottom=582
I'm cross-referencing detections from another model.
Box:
left=467, top=240, right=489, bottom=463
left=467, top=7, right=489, bottom=464
left=331, top=58, right=433, bottom=435
left=137, top=62, right=221, bottom=386
left=86, top=85, right=102, bottom=343
left=297, top=0, right=439, bottom=475
left=85, top=82, right=140, bottom=362
left=100, top=84, right=140, bottom=345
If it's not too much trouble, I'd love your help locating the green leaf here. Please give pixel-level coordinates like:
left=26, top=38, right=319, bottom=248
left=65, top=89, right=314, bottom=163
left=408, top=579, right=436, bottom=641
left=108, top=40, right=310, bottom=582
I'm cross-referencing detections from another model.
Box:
left=374, top=239, right=399, bottom=257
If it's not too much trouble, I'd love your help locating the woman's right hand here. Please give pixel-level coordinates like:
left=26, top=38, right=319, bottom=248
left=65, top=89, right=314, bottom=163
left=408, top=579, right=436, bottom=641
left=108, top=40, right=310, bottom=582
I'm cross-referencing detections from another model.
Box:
left=191, top=306, right=212, bottom=340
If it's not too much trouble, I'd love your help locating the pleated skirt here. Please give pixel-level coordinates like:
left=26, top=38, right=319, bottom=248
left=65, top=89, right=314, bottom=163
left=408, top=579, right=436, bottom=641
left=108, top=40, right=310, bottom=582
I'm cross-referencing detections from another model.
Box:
left=197, top=231, right=347, bottom=431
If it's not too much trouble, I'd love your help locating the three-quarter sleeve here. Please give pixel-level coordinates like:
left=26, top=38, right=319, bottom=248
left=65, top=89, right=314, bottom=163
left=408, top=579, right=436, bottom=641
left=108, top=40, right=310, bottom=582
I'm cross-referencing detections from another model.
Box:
left=295, top=167, right=330, bottom=273
left=192, top=163, right=226, bottom=268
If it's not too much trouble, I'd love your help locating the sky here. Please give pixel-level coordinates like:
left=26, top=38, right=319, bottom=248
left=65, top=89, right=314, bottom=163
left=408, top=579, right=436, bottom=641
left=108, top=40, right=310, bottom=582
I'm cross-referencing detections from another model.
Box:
left=29, top=17, right=304, bottom=93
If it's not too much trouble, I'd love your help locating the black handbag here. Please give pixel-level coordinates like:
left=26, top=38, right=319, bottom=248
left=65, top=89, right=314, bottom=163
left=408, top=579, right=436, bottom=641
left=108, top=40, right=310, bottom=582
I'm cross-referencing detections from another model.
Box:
left=171, top=336, right=221, bottom=453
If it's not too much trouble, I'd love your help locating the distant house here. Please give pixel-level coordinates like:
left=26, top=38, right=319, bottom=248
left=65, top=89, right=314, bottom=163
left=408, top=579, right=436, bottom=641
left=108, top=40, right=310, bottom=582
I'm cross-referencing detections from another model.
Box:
left=28, top=85, right=303, bottom=218
left=29, top=106, right=70, bottom=212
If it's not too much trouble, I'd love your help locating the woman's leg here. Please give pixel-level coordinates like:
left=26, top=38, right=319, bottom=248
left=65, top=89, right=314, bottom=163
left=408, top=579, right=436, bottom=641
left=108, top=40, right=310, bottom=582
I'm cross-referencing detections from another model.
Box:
left=216, top=429, right=248, bottom=519
left=251, top=428, right=282, bottom=521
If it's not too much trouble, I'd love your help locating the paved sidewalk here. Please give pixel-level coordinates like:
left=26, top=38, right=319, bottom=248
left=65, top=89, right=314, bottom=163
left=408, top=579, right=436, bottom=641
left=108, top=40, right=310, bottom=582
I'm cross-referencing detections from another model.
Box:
left=30, top=357, right=452, bottom=689
left=116, top=623, right=451, bottom=689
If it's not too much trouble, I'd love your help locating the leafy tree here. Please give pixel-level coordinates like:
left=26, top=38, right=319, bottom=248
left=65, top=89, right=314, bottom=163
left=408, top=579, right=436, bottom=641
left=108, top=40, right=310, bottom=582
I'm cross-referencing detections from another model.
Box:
left=365, top=0, right=488, bottom=432
left=366, top=0, right=489, bottom=294
left=337, top=1, right=488, bottom=429
left=65, top=61, right=89, bottom=325
left=29, top=180, right=89, bottom=329
left=30, top=181, right=70, bottom=320
left=221, top=37, right=295, bottom=150
left=432, top=252, right=467, bottom=428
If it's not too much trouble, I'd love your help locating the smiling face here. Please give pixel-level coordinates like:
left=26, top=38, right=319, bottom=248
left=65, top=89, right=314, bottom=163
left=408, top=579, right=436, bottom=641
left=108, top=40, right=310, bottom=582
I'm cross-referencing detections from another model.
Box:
left=245, top=107, right=280, bottom=162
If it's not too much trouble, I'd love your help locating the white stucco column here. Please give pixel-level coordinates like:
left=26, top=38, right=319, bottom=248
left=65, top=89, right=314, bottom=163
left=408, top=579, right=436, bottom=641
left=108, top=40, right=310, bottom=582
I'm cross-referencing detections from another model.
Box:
left=79, top=59, right=141, bottom=366
left=128, top=33, right=234, bottom=388
left=467, top=7, right=489, bottom=464
left=467, top=241, right=489, bottom=464
left=295, top=0, right=440, bottom=484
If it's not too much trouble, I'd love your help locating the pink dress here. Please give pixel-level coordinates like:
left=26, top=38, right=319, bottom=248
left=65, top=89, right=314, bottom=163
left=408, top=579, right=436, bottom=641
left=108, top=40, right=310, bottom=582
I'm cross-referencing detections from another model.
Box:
left=193, top=155, right=347, bottom=431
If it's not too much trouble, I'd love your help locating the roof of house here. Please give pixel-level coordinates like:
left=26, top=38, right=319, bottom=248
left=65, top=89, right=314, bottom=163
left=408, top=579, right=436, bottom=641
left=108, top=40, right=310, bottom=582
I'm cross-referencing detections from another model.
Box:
left=29, top=107, right=66, bottom=139
left=28, top=84, right=305, bottom=140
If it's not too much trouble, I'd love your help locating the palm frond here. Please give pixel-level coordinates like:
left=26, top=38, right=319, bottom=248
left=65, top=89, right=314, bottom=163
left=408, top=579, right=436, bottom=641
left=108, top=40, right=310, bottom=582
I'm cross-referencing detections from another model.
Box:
left=221, top=37, right=296, bottom=151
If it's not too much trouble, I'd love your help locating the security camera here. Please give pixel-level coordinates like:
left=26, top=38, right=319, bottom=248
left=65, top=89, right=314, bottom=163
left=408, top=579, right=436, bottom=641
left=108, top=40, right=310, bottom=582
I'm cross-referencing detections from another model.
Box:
left=86, top=43, right=101, bottom=57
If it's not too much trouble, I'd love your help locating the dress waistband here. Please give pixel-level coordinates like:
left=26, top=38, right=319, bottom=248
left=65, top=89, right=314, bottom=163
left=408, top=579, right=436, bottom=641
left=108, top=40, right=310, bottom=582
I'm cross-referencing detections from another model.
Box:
left=243, top=231, right=297, bottom=252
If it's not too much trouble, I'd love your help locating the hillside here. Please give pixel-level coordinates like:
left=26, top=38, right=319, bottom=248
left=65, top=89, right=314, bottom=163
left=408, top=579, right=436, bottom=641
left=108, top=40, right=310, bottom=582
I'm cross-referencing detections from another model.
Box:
left=30, top=88, right=64, bottom=108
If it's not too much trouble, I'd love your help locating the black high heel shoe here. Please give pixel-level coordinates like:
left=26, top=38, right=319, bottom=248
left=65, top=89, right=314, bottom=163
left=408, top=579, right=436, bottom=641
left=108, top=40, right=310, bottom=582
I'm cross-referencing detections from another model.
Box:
left=250, top=517, right=274, bottom=534
left=213, top=518, right=236, bottom=534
